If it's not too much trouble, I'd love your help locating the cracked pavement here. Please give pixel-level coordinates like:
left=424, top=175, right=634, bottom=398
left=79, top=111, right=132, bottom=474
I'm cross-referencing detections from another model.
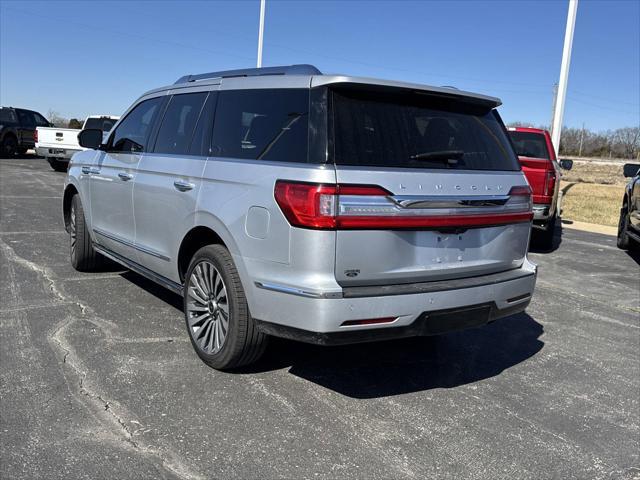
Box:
left=1, top=156, right=639, bottom=479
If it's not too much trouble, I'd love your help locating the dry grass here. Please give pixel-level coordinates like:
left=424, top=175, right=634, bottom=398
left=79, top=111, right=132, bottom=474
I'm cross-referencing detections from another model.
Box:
left=561, top=181, right=624, bottom=227
left=561, top=161, right=627, bottom=185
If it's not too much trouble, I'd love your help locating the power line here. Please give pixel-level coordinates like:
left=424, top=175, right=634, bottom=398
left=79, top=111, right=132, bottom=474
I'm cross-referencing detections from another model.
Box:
left=566, top=96, right=640, bottom=116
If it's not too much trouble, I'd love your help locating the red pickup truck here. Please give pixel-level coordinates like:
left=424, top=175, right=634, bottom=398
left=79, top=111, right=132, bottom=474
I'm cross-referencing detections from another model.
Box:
left=508, top=127, right=570, bottom=248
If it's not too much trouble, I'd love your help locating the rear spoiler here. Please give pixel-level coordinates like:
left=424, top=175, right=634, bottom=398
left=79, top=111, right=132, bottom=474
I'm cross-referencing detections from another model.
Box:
left=312, top=75, right=501, bottom=109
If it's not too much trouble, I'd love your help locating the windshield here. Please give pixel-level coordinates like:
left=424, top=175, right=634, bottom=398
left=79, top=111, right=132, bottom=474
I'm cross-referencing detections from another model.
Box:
left=330, top=89, right=519, bottom=171
left=84, top=117, right=118, bottom=132
left=508, top=131, right=550, bottom=160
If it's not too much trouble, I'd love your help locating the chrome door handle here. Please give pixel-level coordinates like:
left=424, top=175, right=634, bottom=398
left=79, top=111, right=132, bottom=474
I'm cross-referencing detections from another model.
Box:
left=118, top=172, right=133, bottom=181
left=82, top=166, right=99, bottom=174
left=174, top=180, right=195, bottom=192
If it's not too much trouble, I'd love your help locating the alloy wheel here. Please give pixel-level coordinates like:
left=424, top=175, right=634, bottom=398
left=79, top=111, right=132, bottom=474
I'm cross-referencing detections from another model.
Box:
left=186, top=261, right=229, bottom=355
left=70, top=203, right=77, bottom=261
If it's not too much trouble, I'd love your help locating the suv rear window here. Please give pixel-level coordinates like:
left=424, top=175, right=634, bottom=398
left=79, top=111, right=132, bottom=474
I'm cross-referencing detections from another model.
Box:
left=211, top=89, right=309, bottom=163
left=331, top=89, right=519, bottom=171
left=508, top=131, right=550, bottom=160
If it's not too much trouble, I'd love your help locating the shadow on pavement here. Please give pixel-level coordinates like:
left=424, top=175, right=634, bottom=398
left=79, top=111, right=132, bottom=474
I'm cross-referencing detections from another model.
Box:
left=252, top=313, right=543, bottom=398
left=625, top=249, right=640, bottom=266
left=119, top=267, right=544, bottom=399
left=0, top=152, right=43, bottom=160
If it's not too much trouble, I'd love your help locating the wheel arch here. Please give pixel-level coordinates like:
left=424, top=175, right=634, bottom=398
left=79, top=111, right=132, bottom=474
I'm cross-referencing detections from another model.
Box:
left=177, top=226, right=230, bottom=283
left=62, top=184, right=79, bottom=233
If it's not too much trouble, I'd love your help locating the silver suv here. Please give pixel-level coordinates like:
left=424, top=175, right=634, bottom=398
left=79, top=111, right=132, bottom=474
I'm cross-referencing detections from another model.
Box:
left=64, top=64, right=537, bottom=370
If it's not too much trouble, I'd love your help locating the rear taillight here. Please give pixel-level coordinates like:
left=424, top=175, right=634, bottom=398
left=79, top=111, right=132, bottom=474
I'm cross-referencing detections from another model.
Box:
left=543, top=170, right=556, bottom=197
left=274, top=181, right=533, bottom=230
left=34, top=129, right=38, bottom=143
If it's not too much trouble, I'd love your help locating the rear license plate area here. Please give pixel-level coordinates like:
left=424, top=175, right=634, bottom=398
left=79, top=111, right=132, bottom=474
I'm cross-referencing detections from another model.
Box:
left=418, top=303, right=493, bottom=335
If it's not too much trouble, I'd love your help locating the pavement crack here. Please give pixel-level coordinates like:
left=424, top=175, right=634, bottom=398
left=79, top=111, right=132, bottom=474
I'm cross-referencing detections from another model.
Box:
left=49, top=317, right=204, bottom=480
left=0, top=239, right=203, bottom=480
left=0, top=238, right=89, bottom=315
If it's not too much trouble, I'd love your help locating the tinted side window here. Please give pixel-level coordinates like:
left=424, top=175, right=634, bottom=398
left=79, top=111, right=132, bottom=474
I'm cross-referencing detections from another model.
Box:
left=211, top=89, right=309, bottom=162
left=16, top=110, right=35, bottom=127
left=189, top=92, right=218, bottom=156
left=0, top=109, right=18, bottom=124
left=154, top=92, right=208, bottom=155
left=110, top=97, right=163, bottom=153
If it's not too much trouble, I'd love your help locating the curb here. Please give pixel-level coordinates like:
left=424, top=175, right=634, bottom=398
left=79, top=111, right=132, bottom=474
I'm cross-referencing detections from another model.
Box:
left=561, top=220, right=617, bottom=237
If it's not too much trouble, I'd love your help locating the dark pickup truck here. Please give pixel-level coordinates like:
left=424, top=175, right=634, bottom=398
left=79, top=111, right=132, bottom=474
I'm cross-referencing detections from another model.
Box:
left=0, top=107, right=51, bottom=157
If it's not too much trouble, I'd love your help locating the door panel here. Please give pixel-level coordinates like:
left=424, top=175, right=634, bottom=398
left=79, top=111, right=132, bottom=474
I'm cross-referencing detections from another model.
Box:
left=90, top=151, right=140, bottom=259
left=133, top=154, right=206, bottom=280
left=89, top=96, right=165, bottom=260
left=132, top=91, right=215, bottom=281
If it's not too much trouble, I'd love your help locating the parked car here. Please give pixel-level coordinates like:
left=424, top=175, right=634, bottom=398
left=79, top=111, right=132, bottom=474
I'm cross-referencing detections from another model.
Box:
left=507, top=127, right=572, bottom=249
left=0, top=106, right=51, bottom=157
left=64, top=64, right=537, bottom=370
left=37, top=115, right=119, bottom=171
left=617, top=163, right=640, bottom=251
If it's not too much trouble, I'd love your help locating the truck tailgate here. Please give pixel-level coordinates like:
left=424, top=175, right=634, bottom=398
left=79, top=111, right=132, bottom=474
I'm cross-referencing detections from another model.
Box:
left=36, top=127, right=81, bottom=149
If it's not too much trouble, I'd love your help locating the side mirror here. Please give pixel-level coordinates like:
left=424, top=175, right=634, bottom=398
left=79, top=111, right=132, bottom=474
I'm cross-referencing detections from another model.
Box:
left=78, top=128, right=103, bottom=150
left=559, top=159, right=573, bottom=171
left=623, top=163, right=640, bottom=178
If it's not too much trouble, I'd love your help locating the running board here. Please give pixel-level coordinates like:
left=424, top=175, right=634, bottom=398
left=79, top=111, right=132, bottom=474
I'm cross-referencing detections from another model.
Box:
left=93, top=243, right=183, bottom=296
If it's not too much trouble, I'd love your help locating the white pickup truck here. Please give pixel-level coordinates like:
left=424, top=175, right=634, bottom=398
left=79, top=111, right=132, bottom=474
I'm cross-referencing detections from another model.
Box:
left=36, top=115, right=119, bottom=171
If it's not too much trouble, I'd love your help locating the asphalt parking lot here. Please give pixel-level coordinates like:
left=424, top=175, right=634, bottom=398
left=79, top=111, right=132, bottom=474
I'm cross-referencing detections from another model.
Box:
left=1, top=156, right=639, bottom=479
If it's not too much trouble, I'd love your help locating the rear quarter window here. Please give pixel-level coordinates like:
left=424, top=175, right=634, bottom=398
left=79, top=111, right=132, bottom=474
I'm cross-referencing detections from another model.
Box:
left=211, top=89, right=309, bottom=163
left=331, top=89, right=519, bottom=171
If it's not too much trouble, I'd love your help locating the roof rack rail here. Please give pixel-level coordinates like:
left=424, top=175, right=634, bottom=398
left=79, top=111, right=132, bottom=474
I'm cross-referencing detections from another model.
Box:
left=174, top=64, right=322, bottom=84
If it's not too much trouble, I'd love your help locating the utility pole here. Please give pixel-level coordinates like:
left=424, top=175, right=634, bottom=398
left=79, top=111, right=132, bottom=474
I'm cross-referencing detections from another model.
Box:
left=551, top=0, right=579, bottom=155
left=256, top=0, right=266, bottom=68
left=578, top=122, right=585, bottom=157
left=549, top=83, right=558, bottom=136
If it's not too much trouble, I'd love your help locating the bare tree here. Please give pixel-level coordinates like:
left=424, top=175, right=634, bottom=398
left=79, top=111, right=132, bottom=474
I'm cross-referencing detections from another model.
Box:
left=612, top=127, right=640, bottom=159
left=46, top=109, right=68, bottom=128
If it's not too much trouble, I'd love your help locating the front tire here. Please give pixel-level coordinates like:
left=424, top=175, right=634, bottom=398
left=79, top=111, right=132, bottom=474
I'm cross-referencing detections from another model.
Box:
left=184, top=245, right=267, bottom=370
left=69, top=195, right=101, bottom=271
left=617, top=206, right=637, bottom=251
left=47, top=158, right=67, bottom=172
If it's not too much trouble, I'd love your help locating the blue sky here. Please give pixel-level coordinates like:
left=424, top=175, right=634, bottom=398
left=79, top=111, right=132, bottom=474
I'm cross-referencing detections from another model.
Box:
left=1, top=0, right=638, bottom=131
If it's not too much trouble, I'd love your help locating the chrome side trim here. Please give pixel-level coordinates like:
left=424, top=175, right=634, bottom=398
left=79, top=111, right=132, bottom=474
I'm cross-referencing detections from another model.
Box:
left=254, top=281, right=343, bottom=299
left=391, top=195, right=510, bottom=209
left=93, top=244, right=183, bottom=295
left=93, top=227, right=170, bottom=262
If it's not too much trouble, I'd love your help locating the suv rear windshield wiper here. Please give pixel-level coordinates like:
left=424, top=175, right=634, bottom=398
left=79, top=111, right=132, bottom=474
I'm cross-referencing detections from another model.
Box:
left=409, top=150, right=465, bottom=162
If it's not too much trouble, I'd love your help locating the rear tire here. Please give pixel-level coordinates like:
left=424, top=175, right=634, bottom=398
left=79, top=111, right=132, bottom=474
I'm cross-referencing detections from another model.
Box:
left=532, top=214, right=556, bottom=250
left=1, top=135, right=17, bottom=157
left=47, top=158, right=67, bottom=172
left=184, top=245, right=268, bottom=370
left=69, top=195, right=101, bottom=271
